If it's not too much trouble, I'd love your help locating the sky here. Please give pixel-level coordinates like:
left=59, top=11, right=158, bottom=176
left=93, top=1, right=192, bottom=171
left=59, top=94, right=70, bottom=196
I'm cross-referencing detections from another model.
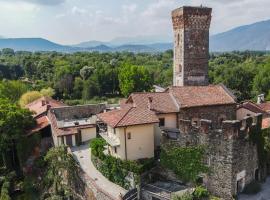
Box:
left=0, top=0, right=270, bottom=45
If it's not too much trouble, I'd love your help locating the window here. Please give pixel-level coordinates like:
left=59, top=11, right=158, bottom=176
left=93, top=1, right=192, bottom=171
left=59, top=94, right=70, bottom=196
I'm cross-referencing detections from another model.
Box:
left=127, top=132, right=131, bottom=140
left=113, top=128, right=116, bottom=134
left=159, top=118, right=165, bottom=127
left=114, top=147, right=117, bottom=153
left=177, top=33, right=180, bottom=46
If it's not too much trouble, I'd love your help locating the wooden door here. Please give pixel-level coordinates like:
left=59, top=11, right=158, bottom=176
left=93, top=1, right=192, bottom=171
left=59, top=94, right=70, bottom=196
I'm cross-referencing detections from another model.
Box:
left=66, top=135, right=73, bottom=146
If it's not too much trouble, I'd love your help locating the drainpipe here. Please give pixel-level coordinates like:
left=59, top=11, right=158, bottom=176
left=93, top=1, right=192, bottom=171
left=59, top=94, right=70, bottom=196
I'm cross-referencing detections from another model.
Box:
left=124, top=127, right=127, bottom=160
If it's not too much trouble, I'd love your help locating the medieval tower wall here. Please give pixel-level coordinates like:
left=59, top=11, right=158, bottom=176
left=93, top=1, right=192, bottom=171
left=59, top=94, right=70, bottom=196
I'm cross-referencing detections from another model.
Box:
left=172, top=6, right=212, bottom=86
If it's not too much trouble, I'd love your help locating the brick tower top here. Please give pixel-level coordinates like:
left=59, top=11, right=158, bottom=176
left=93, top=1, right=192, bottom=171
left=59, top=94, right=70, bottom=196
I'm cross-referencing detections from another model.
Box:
left=172, top=6, right=212, bottom=86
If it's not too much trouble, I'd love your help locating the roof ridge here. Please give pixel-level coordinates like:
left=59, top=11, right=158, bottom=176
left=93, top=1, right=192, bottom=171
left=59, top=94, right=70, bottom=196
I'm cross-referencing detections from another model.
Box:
left=114, top=107, right=134, bottom=127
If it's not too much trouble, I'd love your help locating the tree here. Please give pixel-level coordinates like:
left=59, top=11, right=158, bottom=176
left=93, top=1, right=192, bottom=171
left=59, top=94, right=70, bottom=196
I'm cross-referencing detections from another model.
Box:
left=119, top=64, right=153, bottom=97
left=0, top=80, right=28, bottom=103
left=80, top=66, right=94, bottom=80
left=40, top=87, right=55, bottom=97
left=72, top=77, right=83, bottom=99
left=0, top=99, right=35, bottom=172
left=19, top=91, right=42, bottom=107
left=43, top=146, right=83, bottom=199
left=253, top=62, right=270, bottom=97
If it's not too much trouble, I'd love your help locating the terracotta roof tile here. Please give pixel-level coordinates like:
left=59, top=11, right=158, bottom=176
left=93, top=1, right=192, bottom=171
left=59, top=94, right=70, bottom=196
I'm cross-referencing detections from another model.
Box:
left=259, top=102, right=270, bottom=112
left=167, top=85, right=236, bottom=108
left=25, top=96, right=66, bottom=117
left=237, top=101, right=266, bottom=114
left=262, top=118, right=270, bottom=129
left=125, top=92, right=179, bottom=113
left=28, top=116, right=50, bottom=135
left=97, top=107, right=159, bottom=128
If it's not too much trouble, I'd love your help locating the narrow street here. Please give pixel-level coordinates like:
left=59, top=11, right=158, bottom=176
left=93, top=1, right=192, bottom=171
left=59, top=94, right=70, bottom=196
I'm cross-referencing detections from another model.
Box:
left=71, top=144, right=127, bottom=200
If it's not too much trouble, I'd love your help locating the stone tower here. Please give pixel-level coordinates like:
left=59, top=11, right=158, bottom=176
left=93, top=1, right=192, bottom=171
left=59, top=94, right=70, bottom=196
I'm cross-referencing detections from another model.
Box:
left=172, top=6, right=212, bottom=86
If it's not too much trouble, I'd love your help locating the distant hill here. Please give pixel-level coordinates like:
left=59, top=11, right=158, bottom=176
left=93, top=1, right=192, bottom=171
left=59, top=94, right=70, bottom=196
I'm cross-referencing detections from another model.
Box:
left=2, top=19, right=270, bottom=53
left=0, top=38, right=72, bottom=52
left=210, top=20, right=270, bottom=52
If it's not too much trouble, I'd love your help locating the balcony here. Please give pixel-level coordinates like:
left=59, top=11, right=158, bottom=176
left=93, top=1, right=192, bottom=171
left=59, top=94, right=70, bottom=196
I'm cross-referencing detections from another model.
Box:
left=99, top=131, right=120, bottom=147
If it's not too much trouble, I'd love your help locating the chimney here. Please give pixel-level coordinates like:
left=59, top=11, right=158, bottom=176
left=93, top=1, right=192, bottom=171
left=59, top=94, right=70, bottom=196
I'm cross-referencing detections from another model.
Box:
left=148, top=97, right=153, bottom=110
left=41, top=100, right=46, bottom=106
left=257, top=94, right=265, bottom=104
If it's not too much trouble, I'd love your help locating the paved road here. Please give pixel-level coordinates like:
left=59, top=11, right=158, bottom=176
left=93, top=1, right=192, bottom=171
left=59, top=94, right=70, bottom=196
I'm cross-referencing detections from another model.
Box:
left=71, top=144, right=127, bottom=199
left=239, top=177, right=270, bottom=200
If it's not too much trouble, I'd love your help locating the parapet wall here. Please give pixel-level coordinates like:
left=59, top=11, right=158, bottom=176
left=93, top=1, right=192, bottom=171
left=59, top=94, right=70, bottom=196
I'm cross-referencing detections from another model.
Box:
left=179, top=113, right=263, bottom=140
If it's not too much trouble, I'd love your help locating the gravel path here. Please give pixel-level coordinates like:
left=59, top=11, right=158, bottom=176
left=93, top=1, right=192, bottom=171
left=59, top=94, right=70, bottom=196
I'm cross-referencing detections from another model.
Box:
left=71, top=144, right=127, bottom=199
left=239, top=177, right=270, bottom=200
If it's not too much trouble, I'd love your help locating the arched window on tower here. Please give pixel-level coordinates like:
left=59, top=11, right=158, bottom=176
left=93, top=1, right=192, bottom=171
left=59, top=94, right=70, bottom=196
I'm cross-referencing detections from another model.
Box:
left=177, top=33, right=180, bottom=46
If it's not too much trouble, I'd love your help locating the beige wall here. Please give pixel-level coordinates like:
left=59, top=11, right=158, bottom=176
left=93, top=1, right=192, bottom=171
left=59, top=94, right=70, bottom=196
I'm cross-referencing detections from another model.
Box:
left=154, top=124, right=162, bottom=148
left=237, top=108, right=256, bottom=120
left=81, top=127, right=96, bottom=142
left=108, top=124, right=156, bottom=160
left=157, top=113, right=177, bottom=128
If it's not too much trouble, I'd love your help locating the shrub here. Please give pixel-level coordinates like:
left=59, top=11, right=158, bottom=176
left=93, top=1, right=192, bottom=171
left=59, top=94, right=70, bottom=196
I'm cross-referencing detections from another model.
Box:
left=160, top=145, right=209, bottom=183
left=243, top=181, right=261, bottom=194
left=210, top=196, right=221, bottom=200
left=90, top=138, right=106, bottom=159
left=193, top=186, right=209, bottom=199
left=173, top=192, right=193, bottom=200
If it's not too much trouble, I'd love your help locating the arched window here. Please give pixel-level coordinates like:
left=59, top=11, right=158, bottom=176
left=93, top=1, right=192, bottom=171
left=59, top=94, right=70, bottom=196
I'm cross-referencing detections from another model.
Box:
left=177, top=34, right=180, bottom=46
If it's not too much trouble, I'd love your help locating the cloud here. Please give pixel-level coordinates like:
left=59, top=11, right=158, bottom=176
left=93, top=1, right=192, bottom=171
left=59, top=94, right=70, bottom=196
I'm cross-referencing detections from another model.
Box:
left=0, top=0, right=66, bottom=6
left=122, top=4, right=137, bottom=13
left=71, top=6, right=86, bottom=15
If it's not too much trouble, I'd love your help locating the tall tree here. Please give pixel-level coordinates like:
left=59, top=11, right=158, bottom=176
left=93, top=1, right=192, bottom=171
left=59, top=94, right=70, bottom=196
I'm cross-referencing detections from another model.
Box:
left=0, top=99, right=35, bottom=172
left=43, top=146, right=83, bottom=200
left=119, top=64, right=153, bottom=97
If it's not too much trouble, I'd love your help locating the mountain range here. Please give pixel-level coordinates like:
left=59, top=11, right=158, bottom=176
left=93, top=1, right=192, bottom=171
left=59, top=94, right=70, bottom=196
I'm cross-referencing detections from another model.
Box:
left=1, top=19, right=270, bottom=53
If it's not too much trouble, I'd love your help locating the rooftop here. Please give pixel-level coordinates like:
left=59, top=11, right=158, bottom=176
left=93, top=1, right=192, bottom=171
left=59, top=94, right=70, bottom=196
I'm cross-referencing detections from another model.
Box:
left=167, top=84, right=236, bottom=108
left=237, top=101, right=266, bottom=114
left=25, top=96, right=66, bottom=117
left=97, top=107, right=159, bottom=128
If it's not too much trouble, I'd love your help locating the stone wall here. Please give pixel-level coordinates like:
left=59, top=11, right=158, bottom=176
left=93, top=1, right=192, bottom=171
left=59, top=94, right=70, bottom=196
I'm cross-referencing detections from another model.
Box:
left=178, top=104, right=237, bottom=129
left=162, top=114, right=264, bottom=200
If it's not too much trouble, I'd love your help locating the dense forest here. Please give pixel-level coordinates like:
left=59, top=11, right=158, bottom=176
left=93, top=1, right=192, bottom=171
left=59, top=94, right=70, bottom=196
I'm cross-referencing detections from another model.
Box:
left=1, top=48, right=270, bottom=104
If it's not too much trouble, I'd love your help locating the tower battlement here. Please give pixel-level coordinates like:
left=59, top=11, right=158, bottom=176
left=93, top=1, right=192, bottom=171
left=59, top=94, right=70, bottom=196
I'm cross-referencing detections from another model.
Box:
left=172, top=6, right=212, bottom=30
left=179, top=113, right=263, bottom=140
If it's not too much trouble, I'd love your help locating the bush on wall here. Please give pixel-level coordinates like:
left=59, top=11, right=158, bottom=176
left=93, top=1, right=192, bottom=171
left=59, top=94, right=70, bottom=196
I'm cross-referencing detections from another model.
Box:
left=160, top=144, right=208, bottom=183
left=90, top=138, right=155, bottom=189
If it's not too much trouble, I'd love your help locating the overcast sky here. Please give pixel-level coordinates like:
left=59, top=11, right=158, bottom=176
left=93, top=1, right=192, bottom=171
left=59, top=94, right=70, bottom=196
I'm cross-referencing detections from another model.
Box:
left=0, top=0, right=270, bottom=45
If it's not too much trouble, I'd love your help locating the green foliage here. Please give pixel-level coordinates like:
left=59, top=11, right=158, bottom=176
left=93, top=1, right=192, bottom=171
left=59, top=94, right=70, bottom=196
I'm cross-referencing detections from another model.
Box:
left=43, top=146, right=82, bottom=199
left=19, top=91, right=43, bottom=107
left=160, top=145, right=208, bottom=183
left=119, top=64, right=153, bottom=97
left=90, top=138, right=106, bottom=159
left=0, top=80, right=28, bottom=103
left=0, top=99, right=35, bottom=170
left=193, top=186, right=209, bottom=199
left=90, top=138, right=155, bottom=189
left=0, top=181, right=11, bottom=200
left=243, top=181, right=261, bottom=194
left=173, top=192, right=193, bottom=200
left=40, top=87, right=55, bottom=97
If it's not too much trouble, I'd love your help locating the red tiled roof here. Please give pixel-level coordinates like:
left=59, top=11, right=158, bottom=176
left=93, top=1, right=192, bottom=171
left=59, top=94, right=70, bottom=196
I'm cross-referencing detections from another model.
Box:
left=125, top=92, right=179, bottom=113
left=25, top=96, right=66, bottom=117
left=97, top=107, right=159, bottom=128
left=28, top=116, right=50, bottom=135
left=167, top=85, right=236, bottom=108
left=237, top=101, right=266, bottom=114
left=259, top=102, right=270, bottom=112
